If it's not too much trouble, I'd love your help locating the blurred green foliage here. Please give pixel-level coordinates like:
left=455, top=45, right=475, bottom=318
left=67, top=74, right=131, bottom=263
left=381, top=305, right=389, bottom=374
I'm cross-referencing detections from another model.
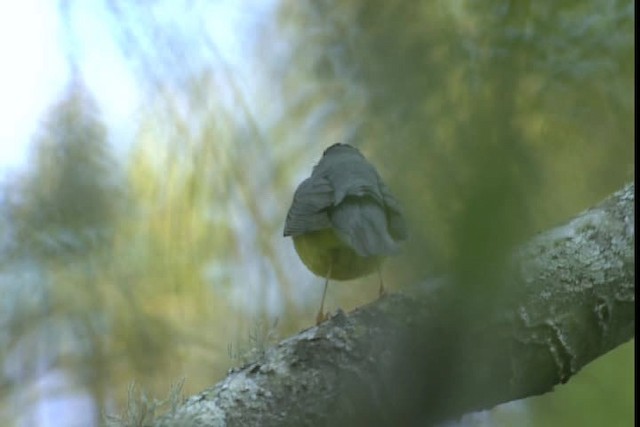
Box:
left=276, top=0, right=633, bottom=281
left=0, top=0, right=633, bottom=425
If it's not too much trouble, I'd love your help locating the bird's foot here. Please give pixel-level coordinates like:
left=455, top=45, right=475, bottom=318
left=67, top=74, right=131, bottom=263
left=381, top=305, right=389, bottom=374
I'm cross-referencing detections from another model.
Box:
left=315, top=310, right=330, bottom=325
left=378, top=285, right=387, bottom=298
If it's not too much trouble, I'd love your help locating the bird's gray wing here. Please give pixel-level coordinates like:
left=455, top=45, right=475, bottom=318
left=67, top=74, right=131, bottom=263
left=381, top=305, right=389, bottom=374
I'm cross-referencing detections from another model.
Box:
left=324, top=152, right=406, bottom=255
left=329, top=196, right=400, bottom=257
left=283, top=176, right=334, bottom=236
left=324, top=156, right=384, bottom=205
left=379, top=180, right=408, bottom=241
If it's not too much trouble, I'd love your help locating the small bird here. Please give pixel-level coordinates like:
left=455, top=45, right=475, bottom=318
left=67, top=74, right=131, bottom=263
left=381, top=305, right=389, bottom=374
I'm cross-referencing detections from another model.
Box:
left=284, top=143, right=407, bottom=324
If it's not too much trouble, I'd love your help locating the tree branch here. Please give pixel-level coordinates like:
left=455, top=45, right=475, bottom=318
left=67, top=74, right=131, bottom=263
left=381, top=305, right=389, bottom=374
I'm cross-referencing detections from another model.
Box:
left=156, top=183, right=634, bottom=426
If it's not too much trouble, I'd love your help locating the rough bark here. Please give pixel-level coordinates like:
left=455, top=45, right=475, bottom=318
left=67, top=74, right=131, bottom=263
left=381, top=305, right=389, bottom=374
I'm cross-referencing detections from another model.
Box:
left=156, top=183, right=634, bottom=427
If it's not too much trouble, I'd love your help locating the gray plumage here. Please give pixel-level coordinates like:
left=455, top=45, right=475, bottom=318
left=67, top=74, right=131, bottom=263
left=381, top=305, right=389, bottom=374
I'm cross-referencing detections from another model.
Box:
left=284, top=143, right=407, bottom=257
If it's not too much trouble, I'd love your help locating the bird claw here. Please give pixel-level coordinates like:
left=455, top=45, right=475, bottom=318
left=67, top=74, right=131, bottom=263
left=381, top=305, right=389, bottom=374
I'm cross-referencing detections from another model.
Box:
left=315, top=311, right=330, bottom=325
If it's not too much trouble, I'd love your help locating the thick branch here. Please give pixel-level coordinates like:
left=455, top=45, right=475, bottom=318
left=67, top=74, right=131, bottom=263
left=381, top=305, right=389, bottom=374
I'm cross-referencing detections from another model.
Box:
left=156, top=183, right=634, bottom=426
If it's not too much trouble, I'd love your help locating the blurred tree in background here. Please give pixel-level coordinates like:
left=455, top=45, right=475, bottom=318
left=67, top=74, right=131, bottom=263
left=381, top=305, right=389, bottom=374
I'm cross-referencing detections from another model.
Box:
left=0, top=0, right=633, bottom=425
left=1, top=78, right=126, bottom=424
left=7, top=77, right=119, bottom=258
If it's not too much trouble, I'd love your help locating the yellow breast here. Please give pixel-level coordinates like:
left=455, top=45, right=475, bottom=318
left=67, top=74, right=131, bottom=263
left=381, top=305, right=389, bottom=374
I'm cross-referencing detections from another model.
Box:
left=293, top=229, right=383, bottom=281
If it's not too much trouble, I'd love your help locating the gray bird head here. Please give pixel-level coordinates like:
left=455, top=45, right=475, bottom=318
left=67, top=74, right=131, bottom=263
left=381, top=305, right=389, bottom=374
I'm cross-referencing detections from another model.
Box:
left=322, top=143, right=364, bottom=159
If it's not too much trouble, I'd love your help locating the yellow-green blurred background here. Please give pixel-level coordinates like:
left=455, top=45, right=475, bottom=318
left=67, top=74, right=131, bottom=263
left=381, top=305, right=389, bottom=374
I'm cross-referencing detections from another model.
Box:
left=0, top=1, right=633, bottom=426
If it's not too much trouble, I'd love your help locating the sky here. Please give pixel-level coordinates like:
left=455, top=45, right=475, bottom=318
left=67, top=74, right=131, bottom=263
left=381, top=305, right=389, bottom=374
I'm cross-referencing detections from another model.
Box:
left=0, top=0, right=258, bottom=181
left=0, top=1, right=68, bottom=174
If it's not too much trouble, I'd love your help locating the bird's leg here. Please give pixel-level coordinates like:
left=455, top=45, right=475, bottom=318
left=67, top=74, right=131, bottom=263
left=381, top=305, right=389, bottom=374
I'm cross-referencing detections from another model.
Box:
left=377, top=265, right=386, bottom=297
left=316, top=278, right=329, bottom=325
left=316, top=263, right=332, bottom=325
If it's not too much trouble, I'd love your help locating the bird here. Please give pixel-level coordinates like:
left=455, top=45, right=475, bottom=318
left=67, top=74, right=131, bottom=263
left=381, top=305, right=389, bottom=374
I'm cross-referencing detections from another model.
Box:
left=284, top=143, right=407, bottom=324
